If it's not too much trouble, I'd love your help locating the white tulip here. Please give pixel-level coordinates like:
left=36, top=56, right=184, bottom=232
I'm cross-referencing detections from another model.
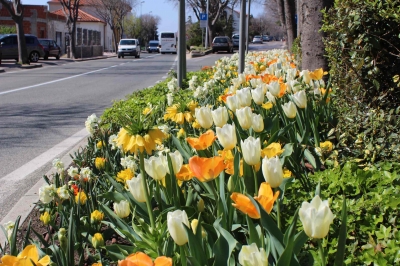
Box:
left=161, top=150, right=184, bottom=174
left=251, top=86, right=265, bottom=105
left=292, top=90, right=307, bottom=109
left=299, top=195, right=334, bottom=239
left=282, top=101, right=297, bottom=118
left=236, top=107, right=253, bottom=130
left=236, top=87, right=252, bottom=107
left=211, top=106, right=229, bottom=127
left=300, top=70, right=311, bottom=84
left=144, top=156, right=167, bottom=180
left=167, top=210, right=190, bottom=246
left=195, top=106, right=213, bottom=129
left=251, top=113, right=264, bottom=133
left=238, top=243, right=268, bottom=266
left=266, top=91, right=276, bottom=105
left=226, top=94, right=239, bottom=112
left=268, top=81, right=281, bottom=97
left=113, top=200, right=130, bottom=218
left=241, top=136, right=261, bottom=166
left=262, top=156, right=284, bottom=188
left=216, top=124, right=237, bottom=150
left=126, top=174, right=146, bottom=202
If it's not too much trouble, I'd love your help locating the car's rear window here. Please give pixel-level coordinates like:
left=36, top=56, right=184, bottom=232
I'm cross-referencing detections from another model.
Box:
left=149, top=42, right=158, bottom=47
left=232, top=35, right=239, bottom=39
left=214, top=38, right=227, bottom=43
left=40, top=40, right=50, bottom=46
left=120, top=40, right=136, bottom=45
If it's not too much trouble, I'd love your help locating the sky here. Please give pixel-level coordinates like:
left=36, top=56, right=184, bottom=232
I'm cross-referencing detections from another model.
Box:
left=21, top=0, right=264, bottom=34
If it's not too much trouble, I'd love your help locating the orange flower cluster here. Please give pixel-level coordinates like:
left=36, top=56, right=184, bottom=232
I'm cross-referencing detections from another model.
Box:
left=231, top=182, right=279, bottom=219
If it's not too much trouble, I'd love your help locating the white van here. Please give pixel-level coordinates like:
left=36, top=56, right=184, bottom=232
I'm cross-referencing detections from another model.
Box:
left=118, top=39, right=140, bottom=58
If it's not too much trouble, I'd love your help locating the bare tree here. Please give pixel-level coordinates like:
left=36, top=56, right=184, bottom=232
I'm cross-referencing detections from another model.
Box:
left=58, top=0, right=81, bottom=59
left=89, top=0, right=135, bottom=54
left=0, top=0, right=29, bottom=64
left=140, top=14, right=161, bottom=44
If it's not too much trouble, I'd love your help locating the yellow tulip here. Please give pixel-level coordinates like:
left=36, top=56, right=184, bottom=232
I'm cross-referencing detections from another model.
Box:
left=40, top=212, right=51, bottom=225
left=95, top=157, right=106, bottom=170
left=0, top=244, right=50, bottom=266
left=75, top=191, right=88, bottom=205
left=320, top=141, right=333, bottom=152
left=261, top=142, right=285, bottom=158
left=92, top=233, right=104, bottom=249
left=91, top=210, right=104, bottom=224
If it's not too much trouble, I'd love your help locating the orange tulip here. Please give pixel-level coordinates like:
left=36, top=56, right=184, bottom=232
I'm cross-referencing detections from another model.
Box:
left=176, top=164, right=194, bottom=181
left=254, top=182, right=280, bottom=214
left=186, top=130, right=216, bottom=150
left=231, top=193, right=260, bottom=219
left=220, top=93, right=235, bottom=103
left=154, top=256, right=173, bottom=266
left=189, top=156, right=226, bottom=182
left=118, top=252, right=153, bottom=266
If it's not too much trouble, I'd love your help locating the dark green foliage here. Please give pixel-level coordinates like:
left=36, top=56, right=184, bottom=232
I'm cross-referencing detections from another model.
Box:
left=322, top=0, right=400, bottom=163
left=0, top=25, right=16, bottom=34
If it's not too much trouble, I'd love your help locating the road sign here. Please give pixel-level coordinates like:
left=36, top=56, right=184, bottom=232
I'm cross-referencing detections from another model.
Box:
left=200, top=13, right=208, bottom=28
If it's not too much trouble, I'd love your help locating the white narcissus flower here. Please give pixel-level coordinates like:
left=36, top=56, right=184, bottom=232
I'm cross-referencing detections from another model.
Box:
left=39, top=184, right=56, bottom=204
left=144, top=156, right=167, bottom=180
left=195, top=106, right=213, bottom=129
left=251, top=113, right=264, bottom=133
left=226, top=94, right=239, bottom=112
left=216, top=124, right=237, bottom=150
left=113, top=200, right=130, bottom=218
left=80, top=167, right=92, bottom=181
left=262, top=156, right=284, bottom=188
left=238, top=243, right=268, bottom=266
left=67, top=166, right=79, bottom=179
left=251, top=86, right=265, bottom=105
left=167, top=93, right=174, bottom=106
left=299, top=195, right=334, bottom=239
left=161, top=150, right=184, bottom=174
left=282, top=101, right=297, bottom=118
left=126, top=174, right=146, bottom=202
left=236, top=107, right=253, bottom=130
left=85, top=113, right=99, bottom=135
left=236, top=87, right=252, bottom=107
left=121, top=155, right=138, bottom=172
left=167, top=210, right=190, bottom=246
left=4, top=221, right=15, bottom=241
left=292, top=90, right=307, bottom=109
left=108, top=134, right=118, bottom=150
left=211, top=106, right=229, bottom=128
left=241, top=136, right=261, bottom=166
left=57, top=185, right=70, bottom=200
left=52, top=158, right=64, bottom=172
left=268, top=81, right=281, bottom=97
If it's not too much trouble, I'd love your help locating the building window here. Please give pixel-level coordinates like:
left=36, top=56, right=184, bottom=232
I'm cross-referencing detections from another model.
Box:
left=77, top=27, right=82, bottom=45
left=83, top=29, right=87, bottom=45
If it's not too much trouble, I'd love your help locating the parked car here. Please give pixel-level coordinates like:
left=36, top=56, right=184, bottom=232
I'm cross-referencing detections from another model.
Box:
left=0, top=34, right=45, bottom=62
left=118, top=38, right=141, bottom=58
left=252, top=35, right=263, bottom=44
left=211, top=36, right=233, bottom=53
left=147, top=40, right=159, bottom=53
left=39, top=38, right=62, bottom=60
left=262, top=35, right=272, bottom=42
left=232, top=34, right=239, bottom=48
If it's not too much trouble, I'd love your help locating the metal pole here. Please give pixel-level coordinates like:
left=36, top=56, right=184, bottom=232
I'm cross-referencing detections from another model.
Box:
left=246, top=0, right=251, bottom=54
left=178, top=0, right=186, bottom=87
left=205, top=0, right=209, bottom=48
left=238, top=0, right=247, bottom=73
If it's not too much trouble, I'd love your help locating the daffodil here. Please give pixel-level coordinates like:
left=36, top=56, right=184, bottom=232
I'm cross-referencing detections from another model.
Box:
left=116, top=168, right=134, bottom=183
left=0, top=244, right=50, bottom=266
left=95, top=157, right=106, bottom=170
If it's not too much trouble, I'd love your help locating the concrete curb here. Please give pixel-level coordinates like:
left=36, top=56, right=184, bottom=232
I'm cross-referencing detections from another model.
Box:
left=0, top=135, right=88, bottom=245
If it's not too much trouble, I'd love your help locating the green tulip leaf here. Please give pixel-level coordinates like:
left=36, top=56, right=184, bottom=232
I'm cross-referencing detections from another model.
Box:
left=212, top=218, right=237, bottom=266
left=334, top=195, right=347, bottom=266
left=277, top=208, right=301, bottom=266
left=304, top=149, right=317, bottom=170
left=104, top=244, right=136, bottom=261
left=246, top=216, right=261, bottom=248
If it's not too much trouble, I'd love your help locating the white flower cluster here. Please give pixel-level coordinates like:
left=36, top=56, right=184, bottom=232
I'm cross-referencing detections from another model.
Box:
left=167, top=77, right=178, bottom=93
left=85, top=113, right=99, bottom=135
left=108, top=134, right=118, bottom=150
left=39, top=184, right=56, bottom=204
left=188, top=75, right=198, bottom=90
left=4, top=221, right=15, bottom=241
left=52, top=158, right=64, bottom=173
left=121, top=155, right=138, bottom=172
left=66, top=166, right=92, bottom=181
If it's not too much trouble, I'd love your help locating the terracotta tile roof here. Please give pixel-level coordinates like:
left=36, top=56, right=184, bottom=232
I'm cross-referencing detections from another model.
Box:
left=51, top=8, right=105, bottom=23
left=47, top=0, right=99, bottom=6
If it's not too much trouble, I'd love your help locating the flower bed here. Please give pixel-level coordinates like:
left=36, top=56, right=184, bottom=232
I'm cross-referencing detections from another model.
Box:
left=1, top=49, right=398, bottom=265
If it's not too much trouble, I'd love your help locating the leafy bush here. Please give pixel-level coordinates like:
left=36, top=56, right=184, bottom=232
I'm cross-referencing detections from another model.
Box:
left=322, top=0, right=400, bottom=163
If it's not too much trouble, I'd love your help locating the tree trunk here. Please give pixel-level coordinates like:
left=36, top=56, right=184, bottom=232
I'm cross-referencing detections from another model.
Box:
left=283, top=0, right=296, bottom=51
left=300, top=0, right=333, bottom=71
left=276, top=0, right=286, bottom=38
left=15, top=17, right=29, bottom=64
left=70, top=23, right=76, bottom=59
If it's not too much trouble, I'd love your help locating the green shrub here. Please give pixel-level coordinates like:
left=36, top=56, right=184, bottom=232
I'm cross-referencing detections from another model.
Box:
left=322, top=0, right=400, bottom=164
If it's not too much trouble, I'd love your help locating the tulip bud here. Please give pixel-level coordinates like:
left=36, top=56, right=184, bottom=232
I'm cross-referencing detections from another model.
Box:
left=58, top=228, right=68, bottom=253
left=92, top=233, right=104, bottom=249
left=113, top=200, right=130, bottom=218
left=216, top=124, right=237, bottom=150
left=40, top=212, right=51, bottom=225
left=144, top=156, right=167, bottom=181
left=282, top=101, right=297, bottom=118
left=191, top=219, right=199, bottom=234
left=75, top=191, right=88, bottom=205
left=251, top=86, right=265, bottom=105
left=211, top=106, right=229, bottom=127
left=126, top=174, right=147, bottom=203
left=292, top=90, right=307, bottom=109
left=226, top=95, right=239, bottom=112
left=195, top=106, right=213, bottom=129
left=238, top=243, right=268, bottom=266
left=197, top=198, right=205, bottom=212
left=262, top=156, right=284, bottom=188
left=167, top=210, right=190, bottom=246
left=236, top=107, right=253, bottom=130
left=299, top=195, right=334, bottom=239
left=236, top=87, right=252, bottom=107
left=91, top=210, right=104, bottom=224
left=251, top=113, right=264, bottom=133
left=241, top=136, right=261, bottom=166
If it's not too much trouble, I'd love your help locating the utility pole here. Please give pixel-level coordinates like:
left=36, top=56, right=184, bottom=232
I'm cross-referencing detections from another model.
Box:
left=246, top=0, right=251, bottom=54
left=238, top=0, right=247, bottom=73
left=178, top=0, right=186, bottom=87
left=205, top=0, right=209, bottom=48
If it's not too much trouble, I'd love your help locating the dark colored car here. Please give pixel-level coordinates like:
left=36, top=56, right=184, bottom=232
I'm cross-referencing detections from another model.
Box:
left=262, top=35, right=271, bottom=42
left=39, top=39, right=62, bottom=60
left=147, top=40, right=159, bottom=53
left=0, top=34, right=45, bottom=62
left=211, top=36, right=233, bottom=53
left=232, top=34, right=239, bottom=48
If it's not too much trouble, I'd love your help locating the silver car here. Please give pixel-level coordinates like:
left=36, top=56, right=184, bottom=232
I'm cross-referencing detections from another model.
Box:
left=0, top=34, right=45, bottom=62
left=252, top=35, right=263, bottom=44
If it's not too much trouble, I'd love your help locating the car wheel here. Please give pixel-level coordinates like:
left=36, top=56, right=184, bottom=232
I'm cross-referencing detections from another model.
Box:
left=29, top=51, right=40, bottom=62
left=161, top=52, right=165, bottom=54
left=212, top=49, right=215, bottom=53
left=56, top=53, right=60, bottom=60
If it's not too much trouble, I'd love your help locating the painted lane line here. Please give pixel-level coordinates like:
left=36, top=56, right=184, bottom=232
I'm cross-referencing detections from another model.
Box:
left=1, top=63, right=121, bottom=96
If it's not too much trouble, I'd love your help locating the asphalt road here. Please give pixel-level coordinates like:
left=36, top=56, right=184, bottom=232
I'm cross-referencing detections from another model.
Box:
left=0, top=41, right=284, bottom=221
